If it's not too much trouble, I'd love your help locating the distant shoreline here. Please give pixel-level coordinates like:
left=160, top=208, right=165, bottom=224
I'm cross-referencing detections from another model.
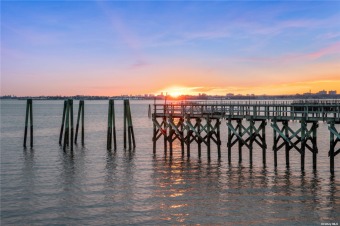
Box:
left=1, top=94, right=339, bottom=101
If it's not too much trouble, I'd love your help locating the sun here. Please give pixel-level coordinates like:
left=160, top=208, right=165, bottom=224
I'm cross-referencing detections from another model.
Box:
left=169, top=91, right=182, bottom=98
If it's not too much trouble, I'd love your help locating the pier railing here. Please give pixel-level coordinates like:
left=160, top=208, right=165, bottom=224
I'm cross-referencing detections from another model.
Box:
left=154, top=101, right=340, bottom=122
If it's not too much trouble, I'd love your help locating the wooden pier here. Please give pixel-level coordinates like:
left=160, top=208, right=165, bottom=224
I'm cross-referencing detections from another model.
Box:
left=152, top=100, right=340, bottom=173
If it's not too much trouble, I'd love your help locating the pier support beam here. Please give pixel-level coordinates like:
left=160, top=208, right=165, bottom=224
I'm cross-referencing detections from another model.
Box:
left=152, top=116, right=168, bottom=154
left=329, top=122, right=340, bottom=174
left=226, top=117, right=266, bottom=165
left=167, top=116, right=185, bottom=156
left=271, top=119, right=318, bottom=171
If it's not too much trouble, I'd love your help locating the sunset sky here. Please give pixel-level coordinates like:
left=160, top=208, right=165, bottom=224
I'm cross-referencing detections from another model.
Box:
left=2, top=1, right=340, bottom=96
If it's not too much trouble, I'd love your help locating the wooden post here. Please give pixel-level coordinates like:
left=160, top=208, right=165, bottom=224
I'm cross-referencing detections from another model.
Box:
left=238, top=119, right=242, bottom=163
left=63, top=100, right=70, bottom=151
left=148, top=104, right=151, bottom=118
left=249, top=118, right=254, bottom=165
left=312, top=122, right=318, bottom=170
left=75, top=100, right=84, bottom=145
left=197, top=118, right=201, bottom=158
left=207, top=116, right=211, bottom=160
left=153, top=115, right=157, bottom=154
left=70, top=99, right=74, bottom=152
left=187, top=130, right=191, bottom=158
left=107, top=99, right=113, bottom=150
left=169, top=128, right=173, bottom=156
left=284, top=120, right=290, bottom=168
left=163, top=117, right=167, bottom=154
left=273, top=119, right=278, bottom=168
left=124, top=100, right=127, bottom=149
left=329, top=121, right=335, bottom=174
left=124, top=99, right=135, bottom=150
left=127, top=100, right=136, bottom=148
left=180, top=118, right=185, bottom=156
left=217, top=119, right=221, bottom=159
left=23, top=99, right=33, bottom=148
left=59, top=100, right=67, bottom=145
left=227, top=118, right=232, bottom=163
left=262, top=120, right=267, bottom=166
left=301, top=118, right=306, bottom=171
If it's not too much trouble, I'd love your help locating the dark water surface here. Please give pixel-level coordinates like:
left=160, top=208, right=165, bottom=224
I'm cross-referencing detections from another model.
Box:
left=1, top=100, right=339, bottom=225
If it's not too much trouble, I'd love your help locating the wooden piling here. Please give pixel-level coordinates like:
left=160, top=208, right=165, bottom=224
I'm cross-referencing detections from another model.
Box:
left=328, top=121, right=338, bottom=174
left=262, top=120, right=267, bottom=166
left=59, top=100, right=67, bottom=145
left=124, top=99, right=136, bottom=150
left=217, top=119, right=221, bottom=159
left=238, top=119, right=242, bottom=163
left=284, top=120, right=289, bottom=168
left=70, top=100, right=74, bottom=152
left=197, top=118, right=201, bottom=158
left=312, top=122, right=318, bottom=170
left=227, top=118, right=232, bottom=163
left=60, top=99, right=74, bottom=151
left=301, top=118, right=306, bottom=171
left=63, top=100, right=70, bottom=151
left=23, top=99, right=33, bottom=148
left=107, top=99, right=116, bottom=150
left=273, top=119, right=278, bottom=168
left=148, top=104, right=151, bottom=118
left=163, top=117, right=167, bottom=154
left=207, top=117, right=211, bottom=160
left=249, top=119, right=254, bottom=164
left=75, top=100, right=84, bottom=145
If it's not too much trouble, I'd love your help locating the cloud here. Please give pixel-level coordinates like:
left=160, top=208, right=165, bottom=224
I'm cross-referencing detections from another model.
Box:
left=237, top=41, right=340, bottom=64
left=129, top=60, right=149, bottom=69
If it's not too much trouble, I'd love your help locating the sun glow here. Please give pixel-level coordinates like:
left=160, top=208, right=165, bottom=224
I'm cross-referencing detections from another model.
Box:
left=160, top=86, right=189, bottom=98
left=169, top=91, right=182, bottom=98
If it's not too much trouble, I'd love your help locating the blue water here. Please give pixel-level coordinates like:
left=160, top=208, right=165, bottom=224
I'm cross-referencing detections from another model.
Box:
left=1, top=100, right=339, bottom=225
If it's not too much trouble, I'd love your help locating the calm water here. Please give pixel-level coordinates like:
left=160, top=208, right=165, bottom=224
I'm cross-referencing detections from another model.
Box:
left=1, top=100, right=339, bottom=225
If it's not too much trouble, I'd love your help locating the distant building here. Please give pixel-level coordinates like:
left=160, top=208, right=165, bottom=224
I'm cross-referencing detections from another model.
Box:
left=329, top=90, right=337, bottom=95
left=226, top=93, right=234, bottom=97
left=317, top=90, right=327, bottom=95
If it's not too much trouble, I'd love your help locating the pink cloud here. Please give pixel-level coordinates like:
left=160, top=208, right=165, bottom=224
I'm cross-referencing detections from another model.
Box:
left=238, top=41, right=340, bottom=64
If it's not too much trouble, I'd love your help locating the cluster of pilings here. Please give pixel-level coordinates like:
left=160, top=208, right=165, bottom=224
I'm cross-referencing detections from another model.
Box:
left=59, top=99, right=84, bottom=151
left=152, top=101, right=340, bottom=174
left=23, top=99, right=135, bottom=152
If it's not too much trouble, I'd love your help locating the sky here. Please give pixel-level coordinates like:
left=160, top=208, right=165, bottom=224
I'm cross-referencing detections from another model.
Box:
left=1, top=0, right=340, bottom=96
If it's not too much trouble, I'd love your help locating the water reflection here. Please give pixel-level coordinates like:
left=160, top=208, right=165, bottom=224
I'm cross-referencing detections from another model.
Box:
left=151, top=155, right=225, bottom=224
left=150, top=154, right=339, bottom=224
left=20, top=148, right=36, bottom=222
left=56, top=146, right=88, bottom=223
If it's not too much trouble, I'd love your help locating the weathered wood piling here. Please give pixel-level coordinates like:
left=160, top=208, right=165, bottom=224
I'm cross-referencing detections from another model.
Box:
left=75, top=100, right=84, bottom=145
left=124, top=99, right=135, bottom=150
left=152, top=101, right=340, bottom=173
left=329, top=121, right=340, bottom=174
left=23, top=99, right=33, bottom=148
left=59, top=99, right=74, bottom=151
left=107, top=99, right=116, bottom=150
